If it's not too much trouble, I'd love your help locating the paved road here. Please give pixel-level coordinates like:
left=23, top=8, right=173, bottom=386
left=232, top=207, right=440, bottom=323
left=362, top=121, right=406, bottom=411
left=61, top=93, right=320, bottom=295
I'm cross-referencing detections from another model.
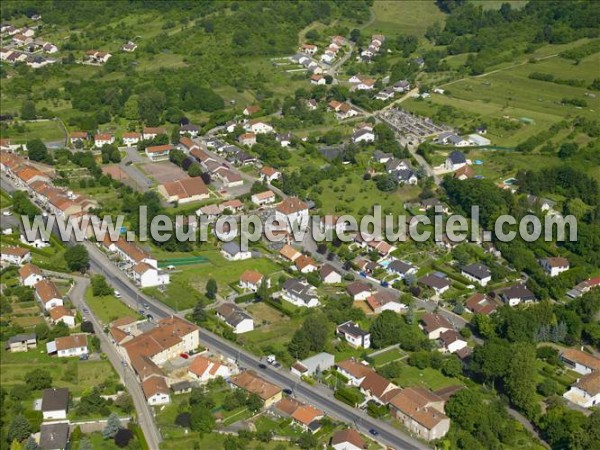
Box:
left=119, top=147, right=155, bottom=191
left=59, top=274, right=162, bottom=450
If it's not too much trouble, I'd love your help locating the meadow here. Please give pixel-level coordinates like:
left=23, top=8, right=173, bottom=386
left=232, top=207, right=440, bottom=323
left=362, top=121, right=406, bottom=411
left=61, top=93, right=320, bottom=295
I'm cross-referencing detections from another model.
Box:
left=363, top=1, right=446, bottom=38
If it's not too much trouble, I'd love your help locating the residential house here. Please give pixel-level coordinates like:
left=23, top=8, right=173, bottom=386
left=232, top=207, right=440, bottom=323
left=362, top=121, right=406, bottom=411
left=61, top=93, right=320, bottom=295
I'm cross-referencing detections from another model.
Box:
left=420, top=313, right=453, bottom=340
left=171, top=381, right=192, bottom=395
left=501, top=284, right=536, bottom=307
left=220, top=199, right=244, bottom=214
left=373, top=150, right=393, bottom=164
left=239, top=270, right=266, bottom=291
left=246, top=120, right=274, bottom=134
left=393, top=80, right=411, bottom=92
left=454, top=165, right=475, bottom=180
left=359, top=371, right=397, bottom=404
left=122, top=41, right=137, bottom=52
left=188, top=356, right=231, bottom=382
left=272, top=398, right=324, bottom=433
left=122, top=132, right=141, bottom=146
left=179, top=137, right=199, bottom=153
left=445, top=151, right=468, bottom=171
left=387, top=260, right=416, bottom=279
left=311, top=74, right=326, bottom=85
left=122, top=316, right=200, bottom=366
left=347, top=282, right=372, bottom=301
left=279, top=244, right=302, bottom=262
left=39, top=422, right=69, bottom=450
left=374, top=88, right=395, bottom=101
left=295, top=254, right=317, bottom=274
left=35, top=279, right=63, bottom=311
left=541, top=257, right=570, bottom=277
left=560, top=349, right=600, bottom=375
left=157, top=177, right=209, bottom=204
left=320, top=264, right=342, bottom=284
left=356, top=79, right=375, bottom=91
left=238, top=132, right=257, bottom=146
left=275, top=197, right=309, bottom=229
left=53, top=334, right=88, bottom=358
left=336, top=359, right=373, bottom=387
left=461, top=263, right=491, bottom=286
left=41, top=388, right=69, bottom=420
left=388, top=387, right=450, bottom=441
left=251, top=190, right=276, bottom=206
left=468, top=134, right=491, bottom=147
left=131, top=262, right=170, bottom=288
left=243, top=105, right=261, bottom=116
left=69, top=131, right=88, bottom=146
left=331, top=429, right=366, bottom=450
left=465, top=293, right=497, bottom=315
left=180, top=123, right=199, bottom=137
left=386, top=158, right=410, bottom=173
left=1, top=246, right=31, bottom=265
left=352, top=128, right=375, bottom=144
left=438, top=330, right=468, bottom=354
left=221, top=242, right=251, bottom=261
left=49, top=306, right=76, bottom=328
left=86, top=50, right=111, bottom=64
left=260, top=166, right=282, bottom=183
left=282, top=278, right=320, bottom=308
left=568, top=276, right=600, bottom=299
left=5, top=333, right=36, bottom=353
left=214, top=167, right=243, bottom=187
left=216, top=303, right=254, bottom=334
left=300, top=44, right=318, bottom=55
left=366, top=291, right=406, bottom=314
left=145, top=144, right=172, bottom=162
left=230, top=371, right=282, bottom=408
left=419, top=274, right=451, bottom=296
left=563, top=371, right=600, bottom=408
left=142, top=127, right=167, bottom=140
left=142, top=376, right=171, bottom=405
left=291, top=352, right=335, bottom=377
left=93, top=133, right=114, bottom=148
left=337, top=321, right=370, bottom=349
left=306, top=99, right=318, bottom=110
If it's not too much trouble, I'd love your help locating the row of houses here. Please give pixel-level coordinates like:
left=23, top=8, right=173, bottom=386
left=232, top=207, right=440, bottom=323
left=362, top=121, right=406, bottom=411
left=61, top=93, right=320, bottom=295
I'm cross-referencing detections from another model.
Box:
left=69, top=126, right=172, bottom=148
left=561, top=349, right=600, bottom=408
left=359, top=34, right=385, bottom=63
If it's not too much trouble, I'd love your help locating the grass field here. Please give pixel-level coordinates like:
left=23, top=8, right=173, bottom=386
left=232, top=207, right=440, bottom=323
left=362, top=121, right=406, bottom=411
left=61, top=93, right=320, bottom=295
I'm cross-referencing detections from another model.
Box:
left=364, top=1, right=446, bottom=38
left=370, top=347, right=406, bottom=367
left=85, top=288, right=141, bottom=324
left=0, top=347, right=119, bottom=396
left=0, top=119, right=66, bottom=144
left=393, top=362, right=464, bottom=391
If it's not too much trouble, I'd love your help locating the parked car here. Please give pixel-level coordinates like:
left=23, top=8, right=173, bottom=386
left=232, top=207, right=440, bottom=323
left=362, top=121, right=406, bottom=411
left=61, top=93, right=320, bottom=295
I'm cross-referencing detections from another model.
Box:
left=114, top=291, right=121, bottom=298
left=180, top=353, right=189, bottom=360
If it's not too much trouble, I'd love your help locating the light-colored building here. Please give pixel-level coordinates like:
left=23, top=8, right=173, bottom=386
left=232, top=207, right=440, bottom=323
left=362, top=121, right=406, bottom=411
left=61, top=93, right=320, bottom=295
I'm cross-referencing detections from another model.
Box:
left=131, top=262, right=170, bottom=288
left=281, top=279, right=320, bottom=308
left=188, top=356, right=231, bottom=382
left=217, top=303, right=254, bottom=334
left=54, top=334, right=88, bottom=358
left=49, top=306, right=76, bottom=328
left=251, top=190, right=276, bottom=206
left=560, top=349, right=600, bottom=375
left=5, top=333, right=37, bottom=353
left=18, top=263, right=44, bottom=287
left=221, top=242, right=252, bottom=261
left=337, top=321, right=371, bottom=349
left=541, top=257, right=570, bottom=277
left=35, top=279, right=63, bottom=311
left=461, top=263, right=491, bottom=287
left=291, top=352, right=335, bottom=377
left=1, top=246, right=31, bottom=265
left=563, top=371, right=600, bottom=408
left=41, top=388, right=69, bottom=420
left=230, top=371, right=282, bottom=408
left=145, top=144, right=172, bottom=162
left=331, top=429, right=366, bottom=450
left=142, top=376, right=171, bottom=406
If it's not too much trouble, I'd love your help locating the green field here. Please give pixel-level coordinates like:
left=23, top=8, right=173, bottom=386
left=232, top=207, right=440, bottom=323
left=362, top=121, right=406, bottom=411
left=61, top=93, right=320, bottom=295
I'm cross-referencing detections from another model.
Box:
left=364, top=1, right=446, bottom=38
left=85, top=288, right=141, bottom=325
left=0, top=119, right=66, bottom=144
left=393, top=363, right=464, bottom=391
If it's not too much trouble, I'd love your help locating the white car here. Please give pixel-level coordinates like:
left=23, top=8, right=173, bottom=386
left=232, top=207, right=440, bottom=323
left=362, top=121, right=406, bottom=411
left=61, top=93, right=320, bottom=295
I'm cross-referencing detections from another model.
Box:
left=114, top=291, right=121, bottom=298
left=2, top=210, right=11, bottom=216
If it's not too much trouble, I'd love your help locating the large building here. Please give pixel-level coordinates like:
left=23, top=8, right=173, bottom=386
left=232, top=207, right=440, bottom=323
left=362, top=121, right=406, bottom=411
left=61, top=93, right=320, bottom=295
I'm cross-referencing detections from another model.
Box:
left=230, top=371, right=282, bottom=408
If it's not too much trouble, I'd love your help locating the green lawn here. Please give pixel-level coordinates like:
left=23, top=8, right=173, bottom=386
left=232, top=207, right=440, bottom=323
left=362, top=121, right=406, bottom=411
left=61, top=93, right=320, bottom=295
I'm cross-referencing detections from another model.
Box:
left=370, top=347, right=406, bottom=367
left=393, top=363, right=464, bottom=391
left=364, top=1, right=446, bottom=38
left=85, top=287, right=141, bottom=325
left=0, top=119, right=66, bottom=144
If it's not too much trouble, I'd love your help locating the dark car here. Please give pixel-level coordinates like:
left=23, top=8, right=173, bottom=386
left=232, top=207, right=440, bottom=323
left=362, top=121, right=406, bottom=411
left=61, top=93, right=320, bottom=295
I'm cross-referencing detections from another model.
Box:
left=369, top=429, right=379, bottom=436
left=258, top=363, right=267, bottom=370
left=283, top=388, right=293, bottom=395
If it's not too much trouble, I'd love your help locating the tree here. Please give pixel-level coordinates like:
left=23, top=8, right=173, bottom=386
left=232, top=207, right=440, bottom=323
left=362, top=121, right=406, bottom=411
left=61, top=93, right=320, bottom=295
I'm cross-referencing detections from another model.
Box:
left=504, top=342, right=538, bottom=417
left=192, top=300, right=207, bottom=324
left=190, top=404, right=215, bottom=433
left=300, top=312, right=330, bottom=352
left=246, top=393, right=263, bottom=412
left=20, top=100, right=37, bottom=120
left=113, top=428, right=134, bottom=448
left=288, top=329, right=311, bottom=359
left=25, top=370, right=52, bottom=390
left=114, top=393, right=133, bottom=414
left=175, top=412, right=191, bottom=428
left=7, top=415, right=31, bottom=443
left=65, top=244, right=89, bottom=272
left=103, top=413, right=121, bottom=439
left=188, top=164, right=202, bottom=177
left=34, top=322, right=49, bottom=340
left=26, top=139, right=48, bottom=162
left=297, top=432, right=318, bottom=450
left=23, top=436, right=40, bottom=450
left=91, top=275, right=113, bottom=296
left=11, top=440, right=22, bottom=450
left=441, top=355, right=463, bottom=377
left=370, top=311, right=403, bottom=348
left=375, top=174, right=398, bottom=192
left=205, top=278, right=217, bottom=300
left=78, top=439, right=93, bottom=450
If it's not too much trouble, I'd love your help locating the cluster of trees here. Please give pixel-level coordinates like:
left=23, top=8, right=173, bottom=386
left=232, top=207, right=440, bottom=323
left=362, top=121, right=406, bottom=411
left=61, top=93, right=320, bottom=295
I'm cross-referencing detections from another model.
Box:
left=91, top=275, right=114, bottom=297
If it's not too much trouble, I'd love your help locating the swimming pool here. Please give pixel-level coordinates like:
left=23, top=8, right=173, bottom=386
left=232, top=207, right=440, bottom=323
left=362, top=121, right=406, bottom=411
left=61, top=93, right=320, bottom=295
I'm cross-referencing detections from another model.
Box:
left=503, top=177, right=518, bottom=185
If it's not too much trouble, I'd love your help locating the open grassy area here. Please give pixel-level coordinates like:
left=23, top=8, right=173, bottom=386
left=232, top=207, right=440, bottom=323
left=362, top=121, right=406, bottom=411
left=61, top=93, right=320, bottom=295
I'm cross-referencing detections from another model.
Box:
left=84, top=287, right=141, bottom=325
left=393, top=362, right=464, bottom=391
left=364, top=1, right=446, bottom=38
left=370, top=347, right=406, bottom=367
left=0, top=119, right=66, bottom=144
left=238, top=307, right=305, bottom=356
left=0, top=347, right=119, bottom=397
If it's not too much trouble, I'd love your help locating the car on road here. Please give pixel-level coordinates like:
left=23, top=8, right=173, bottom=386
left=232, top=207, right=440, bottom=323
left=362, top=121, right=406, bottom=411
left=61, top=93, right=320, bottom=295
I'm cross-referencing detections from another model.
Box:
left=283, top=388, right=293, bottom=395
left=258, top=363, right=267, bottom=370
left=2, top=210, right=11, bottom=216
left=114, top=291, right=121, bottom=298
left=146, top=314, right=154, bottom=321
left=369, top=429, right=379, bottom=436
left=143, top=303, right=149, bottom=309
left=167, top=265, right=176, bottom=270
left=82, top=307, right=89, bottom=313
left=180, top=353, right=189, bottom=359
left=138, top=309, right=145, bottom=315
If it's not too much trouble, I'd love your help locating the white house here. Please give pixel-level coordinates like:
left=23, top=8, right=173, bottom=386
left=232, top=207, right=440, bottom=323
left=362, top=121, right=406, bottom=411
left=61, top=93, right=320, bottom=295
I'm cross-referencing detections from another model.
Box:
left=260, top=167, right=282, bottom=183
left=291, top=352, right=335, bottom=378
left=122, top=132, right=141, bottom=146
left=331, top=429, right=366, bottom=450
left=420, top=313, right=452, bottom=340
left=132, top=262, right=170, bottom=288
left=501, top=285, right=536, bottom=307
left=336, top=359, right=373, bottom=387
left=295, top=255, right=317, bottom=274
left=221, top=242, right=251, bottom=261
left=239, top=270, right=267, bottom=292
left=347, top=282, right=372, bottom=301
left=560, top=349, right=600, bottom=375
left=438, top=330, right=468, bottom=354
left=94, top=133, right=114, bottom=148
left=54, top=334, right=88, bottom=358
left=445, top=151, right=467, bottom=170
left=282, top=279, right=320, bottom=308
left=145, top=144, right=172, bottom=162
left=142, top=376, right=171, bottom=406
left=461, top=263, right=492, bottom=287
left=300, top=44, right=318, bottom=55
left=251, top=190, right=276, bottom=206
left=35, top=279, right=63, bottom=311
left=563, top=372, right=600, bottom=408
left=216, top=303, right=254, bottom=334
left=310, top=74, right=326, bottom=85
left=337, top=321, right=371, bottom=349
left=386, top=260, right=417, bottom=279
left=41, top=388, right=69, bottom=420
left=188, top=356, right=231, bottom=382
left=50, top=306, right=76, bottom=328
left=246, top=120, right=274, bottom=134
left=541, top=257, right=570, bottom=277
left=419, top=275, right=451, bottom=296
left=352, top=128, right=375, bottom=143
left=467, top=134, right=491, bottom=147
left=1, top=246, right=31, bottom=265
left=320, top=264, right=342, bottom=284
left=275, top=197, right=309, bottom=230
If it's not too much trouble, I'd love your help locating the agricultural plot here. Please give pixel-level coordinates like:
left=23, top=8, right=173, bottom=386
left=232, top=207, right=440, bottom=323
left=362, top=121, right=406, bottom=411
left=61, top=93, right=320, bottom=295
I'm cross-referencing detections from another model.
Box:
left=363, top=1, right=446, bottom=38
